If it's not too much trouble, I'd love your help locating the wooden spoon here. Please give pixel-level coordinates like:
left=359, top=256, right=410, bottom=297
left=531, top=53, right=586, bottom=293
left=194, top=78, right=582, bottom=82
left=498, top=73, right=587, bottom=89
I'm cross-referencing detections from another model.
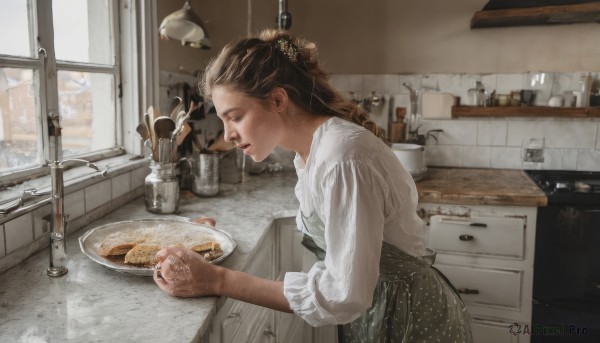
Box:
left=154, top=116, right=176, bottom=139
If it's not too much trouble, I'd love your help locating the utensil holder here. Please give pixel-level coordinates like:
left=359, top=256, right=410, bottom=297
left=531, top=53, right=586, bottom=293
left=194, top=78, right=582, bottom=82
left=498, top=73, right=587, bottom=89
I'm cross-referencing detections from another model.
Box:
left=144, top=161, right=180, bottom=214
left=192, top=153, right=220, bottom=197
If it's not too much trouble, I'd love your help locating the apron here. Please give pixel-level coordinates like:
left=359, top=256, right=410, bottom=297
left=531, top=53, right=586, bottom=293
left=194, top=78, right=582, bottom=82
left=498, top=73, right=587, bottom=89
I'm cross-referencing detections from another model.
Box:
left=300, top=211, right=473, bottom=343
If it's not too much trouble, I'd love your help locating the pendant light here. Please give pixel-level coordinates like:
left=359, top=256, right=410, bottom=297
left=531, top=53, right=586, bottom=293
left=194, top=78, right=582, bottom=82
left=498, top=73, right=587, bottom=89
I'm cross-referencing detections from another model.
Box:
left=159, top=0, right=211, bottom=49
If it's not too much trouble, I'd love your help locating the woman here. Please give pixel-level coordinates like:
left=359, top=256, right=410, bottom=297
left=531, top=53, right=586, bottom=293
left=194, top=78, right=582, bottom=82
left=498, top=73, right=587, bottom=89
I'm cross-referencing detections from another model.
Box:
left=153, top=29, right=472, bottom=342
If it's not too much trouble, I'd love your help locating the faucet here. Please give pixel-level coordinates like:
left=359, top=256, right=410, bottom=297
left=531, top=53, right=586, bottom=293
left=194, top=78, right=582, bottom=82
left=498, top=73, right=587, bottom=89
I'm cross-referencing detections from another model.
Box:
left=47, top=158, right=107, bottom=277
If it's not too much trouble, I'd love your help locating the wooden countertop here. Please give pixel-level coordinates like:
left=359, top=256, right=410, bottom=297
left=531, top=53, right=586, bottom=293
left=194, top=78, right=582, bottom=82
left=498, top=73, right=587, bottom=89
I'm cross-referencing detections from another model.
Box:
left=416, top=168, right=547, bottom=207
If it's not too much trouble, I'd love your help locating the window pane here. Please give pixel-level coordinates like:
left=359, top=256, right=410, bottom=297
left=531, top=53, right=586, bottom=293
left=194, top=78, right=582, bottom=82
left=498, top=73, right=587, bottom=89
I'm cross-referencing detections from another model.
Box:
left=0, top=0, right=32, bottom=57
left=52, top=0, right=114, bottom=65
left=58, top=71, right=116, bottom=156
left=0, top=68, right=42, bottom=173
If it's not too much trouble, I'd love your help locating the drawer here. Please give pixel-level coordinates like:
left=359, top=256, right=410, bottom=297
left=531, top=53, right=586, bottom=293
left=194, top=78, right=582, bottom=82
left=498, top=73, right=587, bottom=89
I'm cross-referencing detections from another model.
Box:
left=429, top=215, right=525, bottom=257
left=435, top=264, right=522, bottom=308
left=472, top=319, right=522, bottom=343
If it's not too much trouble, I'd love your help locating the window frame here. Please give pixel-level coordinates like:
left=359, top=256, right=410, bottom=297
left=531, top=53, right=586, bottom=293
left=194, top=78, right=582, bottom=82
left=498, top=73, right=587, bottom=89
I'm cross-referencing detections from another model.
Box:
left=0, top=0, right=158, bottom=188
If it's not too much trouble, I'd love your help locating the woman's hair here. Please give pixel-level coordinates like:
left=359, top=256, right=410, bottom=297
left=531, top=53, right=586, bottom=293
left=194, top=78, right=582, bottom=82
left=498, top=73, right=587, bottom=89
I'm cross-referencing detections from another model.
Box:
left=200, top=29, right=385, bottom=141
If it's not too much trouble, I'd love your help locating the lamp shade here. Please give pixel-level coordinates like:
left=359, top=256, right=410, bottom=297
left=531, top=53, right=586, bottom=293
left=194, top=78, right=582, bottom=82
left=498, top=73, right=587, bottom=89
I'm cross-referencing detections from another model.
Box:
left=159, top=1, right=211, bottom=49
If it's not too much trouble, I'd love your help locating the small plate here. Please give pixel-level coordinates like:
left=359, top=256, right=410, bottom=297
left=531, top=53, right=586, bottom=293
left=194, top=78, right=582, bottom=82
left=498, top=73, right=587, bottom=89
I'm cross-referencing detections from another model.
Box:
left=79, top=218, right=237, bottom=276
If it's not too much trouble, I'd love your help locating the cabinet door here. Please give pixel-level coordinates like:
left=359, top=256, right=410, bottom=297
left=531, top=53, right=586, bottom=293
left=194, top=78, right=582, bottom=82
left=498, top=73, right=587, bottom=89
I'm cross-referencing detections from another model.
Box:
left=436, top=264, right=522, bottom=308
left=429, top=215, right=525, bottom=258
left=472, top=319, right=524, bottom=343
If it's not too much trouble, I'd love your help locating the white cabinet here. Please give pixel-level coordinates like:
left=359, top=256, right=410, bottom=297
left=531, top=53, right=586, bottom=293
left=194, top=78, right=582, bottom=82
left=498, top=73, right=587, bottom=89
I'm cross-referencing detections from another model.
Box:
left=209, top=217, right=333, bottom=343
left=418, top=203, right=537, bottom=343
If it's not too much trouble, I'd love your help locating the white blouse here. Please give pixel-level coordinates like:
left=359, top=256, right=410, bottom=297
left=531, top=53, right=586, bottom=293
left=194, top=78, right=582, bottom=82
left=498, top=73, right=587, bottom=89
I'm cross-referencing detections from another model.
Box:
left=283, top=117, right=426, bottom=327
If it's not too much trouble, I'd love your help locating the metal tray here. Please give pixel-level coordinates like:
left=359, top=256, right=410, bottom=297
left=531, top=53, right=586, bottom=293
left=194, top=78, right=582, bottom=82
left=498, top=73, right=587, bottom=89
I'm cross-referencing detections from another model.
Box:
left=79, top=218, right=236, bottom=276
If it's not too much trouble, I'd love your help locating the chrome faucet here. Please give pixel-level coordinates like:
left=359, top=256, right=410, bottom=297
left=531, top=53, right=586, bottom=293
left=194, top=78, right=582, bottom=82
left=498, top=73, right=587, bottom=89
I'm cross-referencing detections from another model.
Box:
left=47, top=158, right=107, bottom=277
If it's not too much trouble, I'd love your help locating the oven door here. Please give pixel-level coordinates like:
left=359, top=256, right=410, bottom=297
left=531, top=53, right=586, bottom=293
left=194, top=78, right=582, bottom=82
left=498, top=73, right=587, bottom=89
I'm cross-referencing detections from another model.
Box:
left=533, top=205, right=600, bottom=302
left=532, top=204, right=600, bottom=341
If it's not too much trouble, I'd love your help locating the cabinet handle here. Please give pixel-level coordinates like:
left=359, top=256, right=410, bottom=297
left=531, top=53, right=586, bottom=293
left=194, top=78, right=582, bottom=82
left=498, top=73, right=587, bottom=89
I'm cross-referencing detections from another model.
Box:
left=459, top=234, right=474, bottom=241
left=469, top=222, right=487, bottom=228
left=458, top=288, right=479, bottom=295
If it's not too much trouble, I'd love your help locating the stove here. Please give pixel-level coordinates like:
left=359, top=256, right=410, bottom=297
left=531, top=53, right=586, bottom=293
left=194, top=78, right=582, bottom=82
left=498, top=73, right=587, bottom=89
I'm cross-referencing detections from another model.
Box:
left=526, top=170, right=600, bottom=342
left=526, top=170, right=600, bottom=205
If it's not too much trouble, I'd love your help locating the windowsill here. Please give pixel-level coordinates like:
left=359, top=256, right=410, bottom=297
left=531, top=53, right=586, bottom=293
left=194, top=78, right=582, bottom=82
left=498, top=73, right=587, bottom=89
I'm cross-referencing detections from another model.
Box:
left=0, top=154, right=149, bottom=225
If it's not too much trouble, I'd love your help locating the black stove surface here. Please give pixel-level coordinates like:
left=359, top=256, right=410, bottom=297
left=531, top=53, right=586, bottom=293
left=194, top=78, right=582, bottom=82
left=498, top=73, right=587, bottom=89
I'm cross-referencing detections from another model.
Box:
left=526, top=170, right=600, bottom=205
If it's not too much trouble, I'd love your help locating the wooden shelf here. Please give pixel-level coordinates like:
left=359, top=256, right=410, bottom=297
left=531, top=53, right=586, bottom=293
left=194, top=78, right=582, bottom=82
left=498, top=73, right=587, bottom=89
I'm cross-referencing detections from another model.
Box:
left=471, top=3, right=600, bottom=28
left=452, top=106, right=600, bottom=118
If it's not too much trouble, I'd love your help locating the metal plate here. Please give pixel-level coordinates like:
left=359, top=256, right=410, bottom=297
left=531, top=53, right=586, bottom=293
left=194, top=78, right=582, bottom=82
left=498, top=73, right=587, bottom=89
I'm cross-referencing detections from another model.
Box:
left=79, top=218, right=236, bottom=276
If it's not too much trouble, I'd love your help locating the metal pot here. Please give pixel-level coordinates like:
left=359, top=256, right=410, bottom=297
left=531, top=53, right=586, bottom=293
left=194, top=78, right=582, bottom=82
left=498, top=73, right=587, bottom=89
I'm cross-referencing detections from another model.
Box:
left=391, top=143, right=427, bottom=181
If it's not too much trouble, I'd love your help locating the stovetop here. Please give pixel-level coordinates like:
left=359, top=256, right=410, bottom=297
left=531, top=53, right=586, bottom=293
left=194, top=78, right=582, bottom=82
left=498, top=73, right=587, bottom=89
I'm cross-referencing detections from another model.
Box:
left=526, top=170, right=600, bottom=205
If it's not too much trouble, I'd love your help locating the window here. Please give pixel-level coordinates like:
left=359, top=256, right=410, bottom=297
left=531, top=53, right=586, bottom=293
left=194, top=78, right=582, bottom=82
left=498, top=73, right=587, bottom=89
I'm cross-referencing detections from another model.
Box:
left=0, top=0, right=121, bottom=179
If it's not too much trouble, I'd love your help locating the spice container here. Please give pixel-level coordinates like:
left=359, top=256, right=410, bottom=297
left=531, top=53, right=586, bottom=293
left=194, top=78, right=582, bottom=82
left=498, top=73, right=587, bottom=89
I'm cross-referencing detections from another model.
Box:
left=144, top=161, right=180, bottom=214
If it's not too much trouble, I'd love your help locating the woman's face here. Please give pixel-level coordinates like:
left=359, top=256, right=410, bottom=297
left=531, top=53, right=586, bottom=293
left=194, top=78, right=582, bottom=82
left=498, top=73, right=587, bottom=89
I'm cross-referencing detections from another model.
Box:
left=212, top=86, right=285, bottom=162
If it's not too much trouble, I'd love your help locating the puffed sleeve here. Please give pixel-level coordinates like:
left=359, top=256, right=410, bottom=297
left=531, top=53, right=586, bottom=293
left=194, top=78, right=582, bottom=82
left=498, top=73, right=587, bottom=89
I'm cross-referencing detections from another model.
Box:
left=283, top=160, right=389, bottom=326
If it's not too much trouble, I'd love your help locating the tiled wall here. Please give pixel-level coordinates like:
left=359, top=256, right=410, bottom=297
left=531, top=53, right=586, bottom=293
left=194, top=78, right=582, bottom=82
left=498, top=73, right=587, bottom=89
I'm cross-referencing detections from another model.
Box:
left=0, top=160, right=148, bottom=274
left=331, top=72, right=600, bottom=171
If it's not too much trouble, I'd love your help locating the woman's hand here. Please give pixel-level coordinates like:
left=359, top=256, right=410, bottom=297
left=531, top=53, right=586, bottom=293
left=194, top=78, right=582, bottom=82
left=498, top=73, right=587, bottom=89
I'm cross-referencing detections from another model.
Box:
left=153, top=246, right=220, bottom=297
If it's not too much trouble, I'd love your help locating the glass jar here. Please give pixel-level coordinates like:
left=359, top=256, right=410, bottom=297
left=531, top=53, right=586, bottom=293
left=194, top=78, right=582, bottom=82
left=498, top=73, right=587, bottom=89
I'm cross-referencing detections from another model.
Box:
left=144, top=161, right=180, bottom=214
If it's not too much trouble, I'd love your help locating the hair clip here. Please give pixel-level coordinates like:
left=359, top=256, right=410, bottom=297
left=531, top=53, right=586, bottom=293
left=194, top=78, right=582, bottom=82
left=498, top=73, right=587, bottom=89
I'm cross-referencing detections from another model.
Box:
left=276, top=38, right=298, bottom=63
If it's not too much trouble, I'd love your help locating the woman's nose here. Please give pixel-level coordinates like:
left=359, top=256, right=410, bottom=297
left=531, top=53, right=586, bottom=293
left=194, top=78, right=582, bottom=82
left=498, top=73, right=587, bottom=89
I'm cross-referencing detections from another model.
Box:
left=223, top=125, right=236, bottom=142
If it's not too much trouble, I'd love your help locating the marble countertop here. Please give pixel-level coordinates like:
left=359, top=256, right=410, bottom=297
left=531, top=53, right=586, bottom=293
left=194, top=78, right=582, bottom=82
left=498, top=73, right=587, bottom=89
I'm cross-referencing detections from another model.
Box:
left=0, top=172, right=299, bottom=343
left=0, top=167, right=547, bottom=342
left=416, top=167, right=547, bottom=207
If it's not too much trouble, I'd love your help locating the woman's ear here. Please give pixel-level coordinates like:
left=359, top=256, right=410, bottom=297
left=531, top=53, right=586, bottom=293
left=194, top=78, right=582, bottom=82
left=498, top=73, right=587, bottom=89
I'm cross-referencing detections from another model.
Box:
left=270, top=87, right=288, bottom=112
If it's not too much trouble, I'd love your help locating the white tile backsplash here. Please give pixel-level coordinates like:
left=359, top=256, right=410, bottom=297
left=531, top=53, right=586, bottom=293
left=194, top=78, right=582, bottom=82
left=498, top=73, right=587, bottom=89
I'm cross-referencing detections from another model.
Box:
left=542, top=149, right=578, bottom=170
left=65, top=190, right=86, bottom=220
left=33, top=204, right=51, bottom=239
left=425, top=145, right=462, bottom=167
left=477, top=121, right=508, bottom=146
left=491, top=147, right=523, bottom=169
left=576, top=149, right=600, bottom=171
left=85, top=179, right=112, bottom=212
left=0, top=224, right=5, bottom=257
left=332, top=71, right=600, bottom=170
left=496, top=74, right=524, bottom=94
left=132, top=166, right=149, bottom=189
left=507, top=120, right=597, bottom=149
left=330, top=74, right=364, bottom=97
left=462, top=146, right=491, bottom=168
left=4, top=214, right=33, bottom=254
left=364, top=74, right=399, bottom=95
left=112, top=172, right=132, bottom=199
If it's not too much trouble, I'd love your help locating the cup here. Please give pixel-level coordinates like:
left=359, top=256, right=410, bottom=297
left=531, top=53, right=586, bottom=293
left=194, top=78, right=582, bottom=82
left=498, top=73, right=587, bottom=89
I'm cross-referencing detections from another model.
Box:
left=191, top=153, right=220, bottom=197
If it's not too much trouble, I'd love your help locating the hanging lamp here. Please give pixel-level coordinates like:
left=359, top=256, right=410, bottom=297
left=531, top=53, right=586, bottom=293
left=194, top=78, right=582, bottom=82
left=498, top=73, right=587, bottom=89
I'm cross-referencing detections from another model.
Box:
left=159, top=0, right=211, bottom=49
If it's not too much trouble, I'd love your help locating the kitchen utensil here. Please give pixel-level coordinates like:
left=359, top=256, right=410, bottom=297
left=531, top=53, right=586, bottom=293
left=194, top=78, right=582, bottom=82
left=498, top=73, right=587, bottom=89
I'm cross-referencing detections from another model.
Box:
left=154, top=116, right=176, bottom=139
left=391, top=143, right=427, bottom=181
left=388, top=107, right=406, bottom=143
left=207, top=131, right=234, bottom=152
left=136, top=123, right=149, bottom=140
left=144, top=112, right=156, bottom=160
left=167, top=96, right=183, bottom=121
left=79, top=218, right=237, bottom=276
left=158, top=138, right=172, bottom=163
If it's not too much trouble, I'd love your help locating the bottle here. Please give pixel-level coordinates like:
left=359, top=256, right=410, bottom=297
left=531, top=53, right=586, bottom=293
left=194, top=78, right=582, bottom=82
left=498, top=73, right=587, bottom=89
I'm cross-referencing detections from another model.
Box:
left=579, top=73, right=593, bottom=107
left=144, top=161, right=180, bottom=214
